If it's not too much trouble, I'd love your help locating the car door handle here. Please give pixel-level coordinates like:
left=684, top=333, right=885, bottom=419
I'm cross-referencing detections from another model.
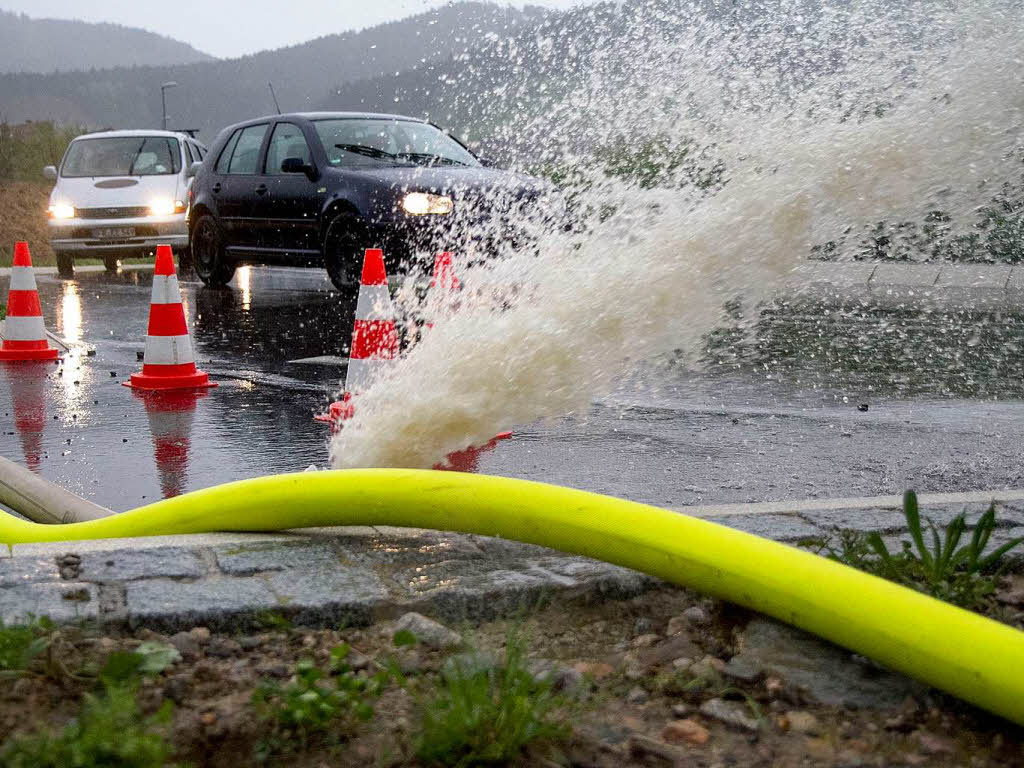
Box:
left=212, top=183, right=221, bottom=194
left=255, top=184, right=268, bottom=195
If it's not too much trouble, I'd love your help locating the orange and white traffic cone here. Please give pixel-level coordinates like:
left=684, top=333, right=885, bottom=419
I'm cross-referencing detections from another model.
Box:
left=346, top=247, right=398, bottom=392
left=125, top=245, right=215, bottom=391
left=431, top=251, right=460, bottom=296
left=0, top=242, right=60, bottom=362
left=316, top=248, right=397, bottom=428
left=421, top=251, right=461, bottom=334
left=434, top=431, right=513, bottom=472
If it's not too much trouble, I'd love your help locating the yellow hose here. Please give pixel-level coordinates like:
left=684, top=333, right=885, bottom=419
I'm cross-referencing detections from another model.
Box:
left=1, top=469, right=1022, bottom=724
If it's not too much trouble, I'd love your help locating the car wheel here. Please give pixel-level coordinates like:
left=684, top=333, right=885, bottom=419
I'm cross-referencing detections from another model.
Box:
left=55, top=252, right=74, bottom=278
left=103, top=255, right=120, bottom=272
left=323, top=213, right=365, bottom=293
left=192, top=215, right=236, bottom=287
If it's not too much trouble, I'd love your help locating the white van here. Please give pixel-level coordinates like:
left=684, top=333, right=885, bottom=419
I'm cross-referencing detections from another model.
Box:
left=43, top=130, right=207, bottom=276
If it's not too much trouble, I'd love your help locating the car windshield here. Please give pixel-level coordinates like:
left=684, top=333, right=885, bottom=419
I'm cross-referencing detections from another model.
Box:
left=61, top=136, right=182, bottom=178
left=313, top=119, right=479, bottom=169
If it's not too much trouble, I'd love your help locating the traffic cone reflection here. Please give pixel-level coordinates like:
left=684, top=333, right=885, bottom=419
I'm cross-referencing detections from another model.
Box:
left=4, top=364, right=48, bottom=471
left=125, top=245, right=215, bottom=391
left=0, top=242, right=60, bottom=362
left=138, top=389, right=206, bottom=498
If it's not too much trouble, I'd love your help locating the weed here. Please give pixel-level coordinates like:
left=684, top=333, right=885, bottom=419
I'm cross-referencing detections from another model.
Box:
left=253, top=642, right=389, bottom=761
left=99, top=642, right=180, bottom=685
left=803, top=491, right=1024, bottom=610
left=413, top=632, right=572, bottom=767
left=0, top=616, right=53, bottom=677
left=254, top=610, right=294, bottom=632
left=0, top=680, right=177, bottom=767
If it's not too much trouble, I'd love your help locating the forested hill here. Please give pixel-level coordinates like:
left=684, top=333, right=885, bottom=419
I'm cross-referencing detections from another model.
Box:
left=0, top=3, right=547, bottom=140
left=0, top=10, right=213, bottom=74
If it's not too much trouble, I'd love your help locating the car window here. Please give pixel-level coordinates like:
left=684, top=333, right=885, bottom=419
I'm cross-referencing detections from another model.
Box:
left=265, top=123, right=313, bottom=175
left=215, top=130, right=242, bottom=174
left=61, top=136, right=182, bottom=178
left=184, top=142, right=195, bottom=165
left=313, top=118, right=478, bottom=168
left=227, top=124, right=268, bottom=175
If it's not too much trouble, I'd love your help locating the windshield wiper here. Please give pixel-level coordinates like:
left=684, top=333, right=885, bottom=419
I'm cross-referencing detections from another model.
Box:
left=335, top=143, right=398, bottom=159
left=395, top=152, right=468, bottom=167
left=127, top=138, right=148, bottom=176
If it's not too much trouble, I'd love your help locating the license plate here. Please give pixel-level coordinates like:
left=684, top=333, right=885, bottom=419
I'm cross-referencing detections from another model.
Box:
left=92, top=227, right=135, bottom=239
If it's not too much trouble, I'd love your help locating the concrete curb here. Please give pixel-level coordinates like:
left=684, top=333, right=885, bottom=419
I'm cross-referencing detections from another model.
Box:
left=2, top=491, right=1021, bottom=631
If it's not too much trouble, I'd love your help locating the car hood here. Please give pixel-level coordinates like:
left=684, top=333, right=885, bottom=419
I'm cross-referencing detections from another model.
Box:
left=49, top=175, right=182, bottom=207
left=346, top=165, right=543, bottom=198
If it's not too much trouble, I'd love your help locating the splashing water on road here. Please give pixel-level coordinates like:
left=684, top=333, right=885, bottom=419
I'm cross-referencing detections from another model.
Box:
left=331, top=0, right=1024, bottom=470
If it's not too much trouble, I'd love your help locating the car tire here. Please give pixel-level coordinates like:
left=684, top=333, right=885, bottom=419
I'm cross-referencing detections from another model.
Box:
left=322, top=213, right=365, bottom=293
left=103, top=255, right=120, bottom=272
left=55, top=252, right=74, bottom=278
left=192, top=215, right=236, bottom=287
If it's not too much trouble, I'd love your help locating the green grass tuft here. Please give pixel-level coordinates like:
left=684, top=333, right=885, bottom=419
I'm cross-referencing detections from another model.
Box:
left=413, top=633, right=572, bottom=767
left=252, top=642, right=389, bottom=761
left=803, top=491, right=1024, bottom=610
left=0, top=681, right=177, bottom=767
left=0, top=616, right=55, bottom=678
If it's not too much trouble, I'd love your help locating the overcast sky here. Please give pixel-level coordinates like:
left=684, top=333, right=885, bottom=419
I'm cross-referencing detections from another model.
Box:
left=1, top=0, right=589, bottom=58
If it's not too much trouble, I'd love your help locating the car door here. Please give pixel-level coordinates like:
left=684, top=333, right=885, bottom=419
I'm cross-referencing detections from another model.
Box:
left=215, top=123, right=269, bottom=252
left=259, top=121, right=324, bottom=256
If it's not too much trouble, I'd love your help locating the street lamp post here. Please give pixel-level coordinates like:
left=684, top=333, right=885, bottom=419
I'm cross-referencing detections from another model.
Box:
left=160, top=82, right=179, bottom=131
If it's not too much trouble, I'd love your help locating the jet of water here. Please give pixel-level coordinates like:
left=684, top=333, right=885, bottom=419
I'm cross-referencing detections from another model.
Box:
left=331, top=0, right=1024, bottom=470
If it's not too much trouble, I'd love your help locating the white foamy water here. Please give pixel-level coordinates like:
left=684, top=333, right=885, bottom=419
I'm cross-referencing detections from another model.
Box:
left=331, top=0, right=1024, bottom=470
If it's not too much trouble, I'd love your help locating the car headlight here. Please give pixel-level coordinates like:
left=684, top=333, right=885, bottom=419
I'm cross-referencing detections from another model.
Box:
left=401, top=192, right=453, bottom=216
left=47, top=202, right=76, bottom=219
left=149, top=199, right=187, bottom=217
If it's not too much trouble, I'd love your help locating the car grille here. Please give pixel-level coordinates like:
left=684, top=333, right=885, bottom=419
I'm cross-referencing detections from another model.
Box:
left=76, top=206, right=151, bottom=220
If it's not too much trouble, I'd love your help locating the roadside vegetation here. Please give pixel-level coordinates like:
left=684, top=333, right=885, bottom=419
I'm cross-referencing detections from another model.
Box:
left=0, top=121, right=82, bottom=267
left=0, top=579, right=1021, bottom=766
left=1, top=634, right=180, bottom=767
left=534, top=133, right=1024, bottom=265
left=412, top=632, right=572, bottom=766
left=803, top=491, right=1024, bottom=613
left=252, top=642, right=390, bottom=761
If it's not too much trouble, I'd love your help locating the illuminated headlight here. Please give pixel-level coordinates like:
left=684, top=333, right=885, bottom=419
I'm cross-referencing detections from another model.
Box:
left=401, top=192, right=453, bottom=216
left=149, top=199, right=187, bottom=217
left=47, top=202, right=76, bottom=219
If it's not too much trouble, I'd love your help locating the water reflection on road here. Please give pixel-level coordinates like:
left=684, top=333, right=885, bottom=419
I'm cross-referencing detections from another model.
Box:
left=2, top=266, right=1024, bottom=513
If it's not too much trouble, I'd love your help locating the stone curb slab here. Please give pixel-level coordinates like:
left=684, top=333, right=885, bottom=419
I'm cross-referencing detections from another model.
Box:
left=1, top=494, right=1021, bottom=630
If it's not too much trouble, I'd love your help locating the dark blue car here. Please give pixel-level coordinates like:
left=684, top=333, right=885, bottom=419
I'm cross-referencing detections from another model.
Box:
left=187, top=112, right=543, bottom=289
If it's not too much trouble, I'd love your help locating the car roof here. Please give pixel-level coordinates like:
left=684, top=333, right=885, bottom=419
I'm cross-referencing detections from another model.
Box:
left=71, top=129, right=196, bottom=141
left=224, top=111, right=426, bottom=131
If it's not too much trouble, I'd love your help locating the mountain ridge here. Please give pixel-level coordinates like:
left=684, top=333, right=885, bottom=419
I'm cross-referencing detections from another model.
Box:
left=0, top=10, right=213, bottom=74
left=0, top=3, right=547, bottom=139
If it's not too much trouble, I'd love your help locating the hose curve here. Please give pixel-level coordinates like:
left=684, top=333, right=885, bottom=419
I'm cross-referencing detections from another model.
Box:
left=0, top=469, right=1021, bottom=724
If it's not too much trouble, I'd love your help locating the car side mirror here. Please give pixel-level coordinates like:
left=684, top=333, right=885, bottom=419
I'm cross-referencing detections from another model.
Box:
left=43, top=165, right=57, bottom=181
left=281, top=157, right=318, bottom=180
left=186, top=160, right=202, bottom=178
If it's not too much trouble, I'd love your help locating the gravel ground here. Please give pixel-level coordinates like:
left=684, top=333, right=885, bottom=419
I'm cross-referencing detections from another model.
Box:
left=2, top=580, right=1023, bottom=767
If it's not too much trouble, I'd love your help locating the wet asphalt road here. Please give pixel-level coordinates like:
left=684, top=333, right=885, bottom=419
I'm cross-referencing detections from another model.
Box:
left=2, top=266, right=1024, bottom=512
